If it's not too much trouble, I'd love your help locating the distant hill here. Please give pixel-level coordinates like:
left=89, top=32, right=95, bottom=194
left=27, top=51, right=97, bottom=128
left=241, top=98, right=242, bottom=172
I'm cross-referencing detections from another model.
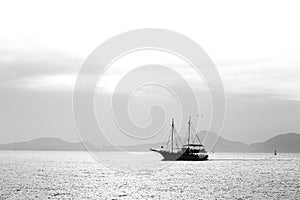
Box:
left=104, top=131, right=248, bottom=152
left=0, top=137, right=97, bottom=151
left=196, top=131, right=249, bottom=152
left=247, top=133, right=300, bottom=153
left=100, top=132, right=300, bottom=153
left=0, top=133, right=299, bottom=152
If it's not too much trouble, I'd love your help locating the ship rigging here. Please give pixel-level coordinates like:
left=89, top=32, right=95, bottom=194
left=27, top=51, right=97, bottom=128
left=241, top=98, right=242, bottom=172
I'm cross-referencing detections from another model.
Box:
left=150, top=117, right=208, bottom=161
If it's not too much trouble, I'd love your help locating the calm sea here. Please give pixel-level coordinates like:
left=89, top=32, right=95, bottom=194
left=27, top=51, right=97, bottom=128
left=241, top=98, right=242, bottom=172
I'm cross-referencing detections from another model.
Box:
left=0, top=151, right=299, bottom=199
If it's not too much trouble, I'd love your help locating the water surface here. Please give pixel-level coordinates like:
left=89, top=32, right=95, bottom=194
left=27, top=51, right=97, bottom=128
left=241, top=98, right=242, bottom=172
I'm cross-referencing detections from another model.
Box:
left=0, top=151, right=299, bottom=199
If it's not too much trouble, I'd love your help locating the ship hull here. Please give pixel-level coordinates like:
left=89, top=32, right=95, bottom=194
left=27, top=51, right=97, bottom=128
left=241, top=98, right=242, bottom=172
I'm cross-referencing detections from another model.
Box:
left=150, top=149, right=208, bottom=161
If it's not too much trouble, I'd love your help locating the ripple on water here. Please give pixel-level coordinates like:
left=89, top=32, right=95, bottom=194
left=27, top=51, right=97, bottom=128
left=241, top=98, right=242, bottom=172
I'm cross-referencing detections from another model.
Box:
left=0, top=152, right=299, bottom=199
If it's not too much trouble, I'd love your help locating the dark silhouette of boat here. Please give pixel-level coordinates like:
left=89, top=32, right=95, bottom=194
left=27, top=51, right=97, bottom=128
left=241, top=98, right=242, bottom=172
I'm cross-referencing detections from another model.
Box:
left=274, top=149, right=277, bottom=155
left=150, top=117, right=208, bottom=161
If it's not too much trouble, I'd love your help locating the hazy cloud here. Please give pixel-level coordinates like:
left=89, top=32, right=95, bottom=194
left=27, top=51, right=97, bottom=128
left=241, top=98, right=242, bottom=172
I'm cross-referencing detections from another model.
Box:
left=0, top=40, right=81, bottom=90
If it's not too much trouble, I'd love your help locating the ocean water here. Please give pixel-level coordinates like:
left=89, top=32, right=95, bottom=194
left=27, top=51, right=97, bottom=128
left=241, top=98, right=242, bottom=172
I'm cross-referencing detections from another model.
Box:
left=0, top=151, right=299, bottom=200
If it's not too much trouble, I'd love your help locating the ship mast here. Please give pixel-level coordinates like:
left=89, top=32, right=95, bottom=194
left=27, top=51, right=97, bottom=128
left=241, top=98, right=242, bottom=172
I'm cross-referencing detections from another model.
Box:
left=171, top=118, right=174, bottom=153
left=187, top=116, right=191, bottom=148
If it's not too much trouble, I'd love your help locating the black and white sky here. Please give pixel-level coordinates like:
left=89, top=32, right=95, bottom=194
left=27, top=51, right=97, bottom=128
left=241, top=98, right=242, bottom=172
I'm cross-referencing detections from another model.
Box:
left=0, top=0, right=300, bottom=146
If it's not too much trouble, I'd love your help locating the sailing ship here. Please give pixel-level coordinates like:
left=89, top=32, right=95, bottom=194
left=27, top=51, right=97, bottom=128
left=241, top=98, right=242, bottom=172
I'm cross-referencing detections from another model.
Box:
left=150, top=117, right=208, bottom=161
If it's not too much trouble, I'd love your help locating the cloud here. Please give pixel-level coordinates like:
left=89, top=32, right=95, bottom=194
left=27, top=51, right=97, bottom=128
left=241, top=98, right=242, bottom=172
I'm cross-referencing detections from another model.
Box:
left=13, top=74, right=76, bottom=91
left=1, top=41, right=299, bottom=103
left=0, top=43, right=299, bottom=145
left=217, top=58, right=300, bottom=100
left=0, top=40, right=82, bottom=91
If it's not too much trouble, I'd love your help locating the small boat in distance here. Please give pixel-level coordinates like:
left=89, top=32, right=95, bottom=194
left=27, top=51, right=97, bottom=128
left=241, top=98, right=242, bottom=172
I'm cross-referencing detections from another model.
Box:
left=274, top=149, right=277, bottom=155
left=150, top=117, right=208, bottom=161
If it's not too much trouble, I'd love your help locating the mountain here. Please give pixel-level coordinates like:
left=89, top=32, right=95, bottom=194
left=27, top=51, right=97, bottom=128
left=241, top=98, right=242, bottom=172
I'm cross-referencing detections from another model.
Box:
left=196, top=131, right=248, bottom=152
left=101, top=132, right=300, bottom=153
left=247, top=133, right=300, bottom=153
left=194, top=132, right=300, bottom=152
left=0, top=133, right=299, bottom=152
left=99, top=131, right=247, bottom=152
left=100, top=132, right=300, bottom=152
left=0, top=137, right=97, bottom=151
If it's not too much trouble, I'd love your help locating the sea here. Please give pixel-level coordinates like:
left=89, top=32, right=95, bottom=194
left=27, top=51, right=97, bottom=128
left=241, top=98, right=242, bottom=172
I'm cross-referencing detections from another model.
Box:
left=0, top=151, right=299, bottom=200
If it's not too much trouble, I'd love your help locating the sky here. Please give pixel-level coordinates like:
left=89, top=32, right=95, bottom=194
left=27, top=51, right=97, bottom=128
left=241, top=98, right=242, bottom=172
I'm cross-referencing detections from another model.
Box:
left=0, top=0, right=300, bottom=146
